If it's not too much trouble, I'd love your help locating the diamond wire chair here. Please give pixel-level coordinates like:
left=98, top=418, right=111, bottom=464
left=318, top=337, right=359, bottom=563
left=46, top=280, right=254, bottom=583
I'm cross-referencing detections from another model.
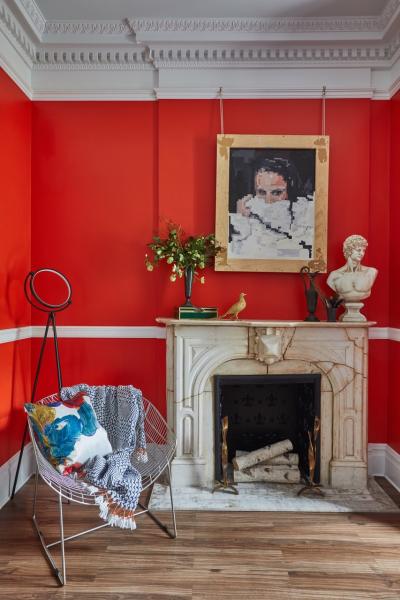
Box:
left=29, top=393, right=177, bottom=586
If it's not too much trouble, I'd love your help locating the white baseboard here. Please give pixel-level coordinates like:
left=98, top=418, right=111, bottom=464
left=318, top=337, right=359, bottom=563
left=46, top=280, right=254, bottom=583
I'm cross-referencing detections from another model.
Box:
left=0, top=442, right=398, bottom=509
left=367, top=443, right=387, bottom=476
left=0, top=443, right=34, bottom=509
left=384, top=445, right=400, bottom=492
left=368, top=443, right=400, bottom=492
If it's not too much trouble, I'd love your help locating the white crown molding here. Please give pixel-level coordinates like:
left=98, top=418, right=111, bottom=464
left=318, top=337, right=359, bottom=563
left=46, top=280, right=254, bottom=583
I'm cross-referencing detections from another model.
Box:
left=382, top=0, right=400, bottom=38
left=13, top=0, right=45, bottom=39
left=30, top=65, right=156, bottom=100
left=44, top=20, right=130, bottom=36
left=31, top=89, right=156, bottom=100
left=0, top=27, right=31, bottom=95
left=0, top=0, right=33, bottom=95
left=130, top=11, right=399, bottom=36
left=148, top=44, right=390, bottom=67
left=32, top=46, right=150, bottom=69
left=383, top=0, right=400, bottom=25
left=0, top=1, right=36, bottom=62
left=155, top=87, right=373, bottom=100
left=0, top=0, right=399, bottom=100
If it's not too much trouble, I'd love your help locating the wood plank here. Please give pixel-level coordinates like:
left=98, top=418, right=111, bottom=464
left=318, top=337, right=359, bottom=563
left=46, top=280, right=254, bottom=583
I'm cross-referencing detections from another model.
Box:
left=0, top=478, right=400, bottom=599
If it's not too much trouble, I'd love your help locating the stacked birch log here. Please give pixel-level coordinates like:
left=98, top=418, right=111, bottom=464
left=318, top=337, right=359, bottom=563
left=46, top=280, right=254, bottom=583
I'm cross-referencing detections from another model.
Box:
left=232, top=439, right=301, bottom=483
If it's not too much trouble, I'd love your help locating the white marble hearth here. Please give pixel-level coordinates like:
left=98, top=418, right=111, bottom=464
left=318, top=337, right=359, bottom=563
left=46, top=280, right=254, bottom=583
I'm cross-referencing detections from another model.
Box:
left=149, top=479, right=399, bottom=513
left=157, top=319, right=375, bottom=492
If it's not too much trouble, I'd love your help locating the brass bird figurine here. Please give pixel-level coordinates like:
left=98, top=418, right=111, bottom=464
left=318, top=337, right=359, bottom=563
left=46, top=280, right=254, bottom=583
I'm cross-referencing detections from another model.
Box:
left=220, top=293, right=247, bottom=320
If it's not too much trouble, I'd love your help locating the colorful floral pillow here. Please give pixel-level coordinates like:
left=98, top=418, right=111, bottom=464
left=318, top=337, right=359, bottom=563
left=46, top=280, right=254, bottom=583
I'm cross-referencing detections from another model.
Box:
left=25, top=392, right=112, bottom=474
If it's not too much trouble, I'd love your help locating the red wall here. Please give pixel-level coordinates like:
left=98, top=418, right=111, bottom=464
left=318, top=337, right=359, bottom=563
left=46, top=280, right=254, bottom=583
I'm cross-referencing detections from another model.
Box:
left=0, top=68, right=32, bottom=464
left=30, top=98, right=390, bottom=440
left=388, top=90, right=400, bottom=453
left=31, top=102, right=164, bottom=407
left=367, top=101, right=391, bottom=444
left=0, top=77, right=396, bottom=466
left=32, top=98, right=387, bottom=321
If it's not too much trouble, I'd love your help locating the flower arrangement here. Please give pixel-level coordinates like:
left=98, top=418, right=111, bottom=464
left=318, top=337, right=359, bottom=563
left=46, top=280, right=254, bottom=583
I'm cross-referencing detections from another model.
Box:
left=145, top=222, right=223, bottom=283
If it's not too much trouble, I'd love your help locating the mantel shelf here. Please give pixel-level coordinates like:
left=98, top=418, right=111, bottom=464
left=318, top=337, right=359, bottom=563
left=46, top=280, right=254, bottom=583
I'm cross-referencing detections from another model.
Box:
left=156, top=318, right=376, bottom=328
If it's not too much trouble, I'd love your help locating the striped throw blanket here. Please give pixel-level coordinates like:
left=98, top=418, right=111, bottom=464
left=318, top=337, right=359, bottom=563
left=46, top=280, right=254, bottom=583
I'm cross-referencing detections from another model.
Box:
left=61, top=384, right=147, bottom=530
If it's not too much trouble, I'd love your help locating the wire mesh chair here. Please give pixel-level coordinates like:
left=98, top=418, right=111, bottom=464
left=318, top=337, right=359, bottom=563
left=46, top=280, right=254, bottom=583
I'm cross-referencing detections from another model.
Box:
left=29, top=393, right=177, bottom=586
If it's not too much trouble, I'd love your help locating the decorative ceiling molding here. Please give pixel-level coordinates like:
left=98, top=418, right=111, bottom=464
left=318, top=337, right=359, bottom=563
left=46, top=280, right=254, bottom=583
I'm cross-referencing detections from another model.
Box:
left=388, top=30, right=400, bottom=62
left=28, top=43, right=393, bottom=69
left=130, top=13, right=395, bottom=35
left=1, top=0, right=400, bottom=100
left=33, top=47, right=150, bottom=69
left=13, top=0, right=45, bottom=37
left=148, top=44, right=390, bottom=68
left=154, top=86, right=375, bottom=100
left=0, top=1, right=35, bottom=63
left=43, top=20, right=130, bottom=36
left=382, top=0, right=400, bottom=32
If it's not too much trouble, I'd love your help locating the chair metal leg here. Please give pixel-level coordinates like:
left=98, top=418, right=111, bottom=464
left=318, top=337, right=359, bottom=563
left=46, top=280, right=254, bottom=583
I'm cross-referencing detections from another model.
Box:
left=138, top=463, right=177, bottom=539
left=58, top=494, right=66, bottom=585
left=31, top=480, right=112, bottom=586
left=167, top=463, right=177, bottom=538
left=32, top=467, right=39, bottom=517
left=32, top=482, right=66, bottom=586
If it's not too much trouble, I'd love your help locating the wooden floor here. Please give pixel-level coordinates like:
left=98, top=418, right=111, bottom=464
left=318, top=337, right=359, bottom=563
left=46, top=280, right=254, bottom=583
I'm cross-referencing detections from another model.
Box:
left=1, top=478, right=400, bottom=599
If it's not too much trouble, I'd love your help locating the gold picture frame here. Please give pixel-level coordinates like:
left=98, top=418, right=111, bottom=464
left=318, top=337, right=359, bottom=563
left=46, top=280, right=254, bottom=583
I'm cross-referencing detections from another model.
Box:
left=215, top=134, right=329, bottom=273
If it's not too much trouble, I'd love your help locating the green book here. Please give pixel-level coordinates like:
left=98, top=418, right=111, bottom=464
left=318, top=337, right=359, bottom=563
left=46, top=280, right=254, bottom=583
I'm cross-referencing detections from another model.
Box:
left=176, top=306, right=218, bottom=320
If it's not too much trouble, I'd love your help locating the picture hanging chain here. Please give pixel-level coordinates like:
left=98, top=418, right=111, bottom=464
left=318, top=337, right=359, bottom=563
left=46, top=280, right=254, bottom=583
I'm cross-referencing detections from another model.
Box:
left=219, top=86, right=225, bottom=135
left=322, top=85, right=327, bottom=136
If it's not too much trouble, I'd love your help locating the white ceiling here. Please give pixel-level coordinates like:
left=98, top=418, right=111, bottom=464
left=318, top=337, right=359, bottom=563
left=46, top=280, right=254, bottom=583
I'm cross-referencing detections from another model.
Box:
left=1, top=0, right=399, bottom=100
left=34, top=0, right=390, bottom=20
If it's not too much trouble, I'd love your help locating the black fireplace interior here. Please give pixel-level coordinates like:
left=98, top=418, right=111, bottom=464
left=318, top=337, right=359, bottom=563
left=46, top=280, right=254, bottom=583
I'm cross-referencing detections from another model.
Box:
left=214, top=374, right=321, bottom=482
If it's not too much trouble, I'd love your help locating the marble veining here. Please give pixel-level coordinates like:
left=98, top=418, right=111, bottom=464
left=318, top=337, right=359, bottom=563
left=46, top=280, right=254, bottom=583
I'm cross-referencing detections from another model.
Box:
left=159, top=319, right=374, bottom=490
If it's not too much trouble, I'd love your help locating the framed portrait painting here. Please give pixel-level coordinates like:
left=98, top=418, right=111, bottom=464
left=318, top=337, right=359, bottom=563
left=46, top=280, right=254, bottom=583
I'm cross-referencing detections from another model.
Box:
left=215, top=135, right=329, bottom=273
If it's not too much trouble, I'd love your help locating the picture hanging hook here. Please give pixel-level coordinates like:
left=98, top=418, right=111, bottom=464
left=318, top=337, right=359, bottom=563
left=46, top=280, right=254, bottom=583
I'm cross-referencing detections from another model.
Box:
left=322, top=85, right=327, bottom=136
left=219, top=86, right=224, bottom=135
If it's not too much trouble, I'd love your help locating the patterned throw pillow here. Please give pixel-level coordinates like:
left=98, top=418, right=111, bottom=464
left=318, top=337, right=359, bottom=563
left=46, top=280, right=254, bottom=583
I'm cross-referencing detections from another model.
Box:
left=25, top=392, right=112, bottom=474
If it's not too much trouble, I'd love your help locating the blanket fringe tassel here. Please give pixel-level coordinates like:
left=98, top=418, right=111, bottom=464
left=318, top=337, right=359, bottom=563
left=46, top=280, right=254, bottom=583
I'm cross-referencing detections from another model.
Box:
left=85, top=486, right=137, bottom=530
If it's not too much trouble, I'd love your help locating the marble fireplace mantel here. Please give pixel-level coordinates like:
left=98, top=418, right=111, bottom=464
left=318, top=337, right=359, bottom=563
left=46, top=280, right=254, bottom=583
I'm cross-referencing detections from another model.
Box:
left=157, top=318, right=375, bottom=490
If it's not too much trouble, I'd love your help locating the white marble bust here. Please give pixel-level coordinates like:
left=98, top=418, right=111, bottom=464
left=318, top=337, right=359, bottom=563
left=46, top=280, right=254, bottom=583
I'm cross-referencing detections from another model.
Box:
left=327, top=235, right=377, bottom=321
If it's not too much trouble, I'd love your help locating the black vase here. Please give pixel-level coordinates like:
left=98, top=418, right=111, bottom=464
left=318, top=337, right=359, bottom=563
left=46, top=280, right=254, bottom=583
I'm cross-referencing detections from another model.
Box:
left=326, top=306, right=337, bottom=322
left=304, top=287, right=319, bottom=322
left=301, top=267, right=320, bottom=322
left=183, top=266, right=194, bottom=307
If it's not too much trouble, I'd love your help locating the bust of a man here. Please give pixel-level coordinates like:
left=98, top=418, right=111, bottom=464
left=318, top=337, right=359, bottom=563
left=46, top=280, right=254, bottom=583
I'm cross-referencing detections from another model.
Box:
left=327, top=235, right=377, bottom=321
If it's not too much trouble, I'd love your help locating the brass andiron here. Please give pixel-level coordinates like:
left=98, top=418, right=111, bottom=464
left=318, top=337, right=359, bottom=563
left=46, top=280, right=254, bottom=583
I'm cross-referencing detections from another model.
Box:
left=297, top=416, right=324, bottom=496
left=213, top=416, right=239, bottom=495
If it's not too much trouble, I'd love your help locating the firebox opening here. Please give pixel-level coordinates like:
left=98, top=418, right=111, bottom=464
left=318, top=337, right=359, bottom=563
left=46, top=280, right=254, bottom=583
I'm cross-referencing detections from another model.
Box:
left=214, top=374, right=321, bottom=484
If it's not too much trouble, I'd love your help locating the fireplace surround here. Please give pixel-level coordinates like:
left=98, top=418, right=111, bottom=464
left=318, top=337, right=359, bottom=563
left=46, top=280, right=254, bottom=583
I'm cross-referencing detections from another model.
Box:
left=157, top=319, right=374, bottom=490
